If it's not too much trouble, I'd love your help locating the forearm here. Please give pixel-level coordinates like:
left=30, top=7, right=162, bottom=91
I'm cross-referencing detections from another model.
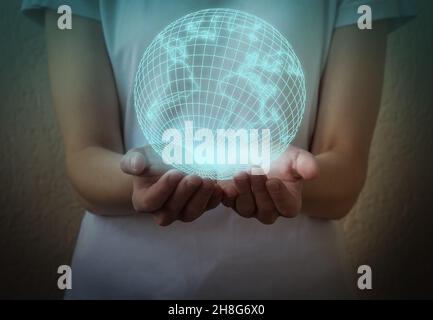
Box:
left=301, top=150, right=366, bottom=220
left=66, top=146, right=135, bottom=216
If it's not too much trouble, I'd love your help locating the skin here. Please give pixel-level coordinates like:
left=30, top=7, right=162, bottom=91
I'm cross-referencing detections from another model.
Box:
left=221, top=21, right=389, bottom=222
left=219, top=147, right=319, bottom=224
left=45, top=10, right=388, bottom=225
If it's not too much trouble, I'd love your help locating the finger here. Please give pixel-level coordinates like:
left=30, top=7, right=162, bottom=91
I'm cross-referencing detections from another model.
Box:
left=234, top=172, right=256, bottom=218
left=206, top=184, right=223, bottom=210
left=181, top=179, right=215, bottom=222
left=221, top=185, right=237, bottom=208
left=156, top=175, right=202, bottom=225
left=121, top=146, right=171, bottom=177
left=132, top=169, right=183, bottom=212
left=120, top=148, right=149, bottom=175
left=250, top=171, right=278, bottom=224
left=292, top=149, right=319, bottom=181
left=266, top=178, right=299, bottom=217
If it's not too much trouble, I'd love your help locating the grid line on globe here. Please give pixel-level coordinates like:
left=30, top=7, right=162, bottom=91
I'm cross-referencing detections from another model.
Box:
left=134, top=8, right=306, bottom=179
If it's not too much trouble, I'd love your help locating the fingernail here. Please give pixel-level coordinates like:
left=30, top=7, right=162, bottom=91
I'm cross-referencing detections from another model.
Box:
left=130, top=154, right=139, bottom=172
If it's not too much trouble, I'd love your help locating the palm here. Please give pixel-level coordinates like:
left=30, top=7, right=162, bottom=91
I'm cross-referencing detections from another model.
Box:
left=122, top=145, right=223, bottom=225
left=267, top=147, right=306, bottom=209
left=219, top=145, right=318, bottom=223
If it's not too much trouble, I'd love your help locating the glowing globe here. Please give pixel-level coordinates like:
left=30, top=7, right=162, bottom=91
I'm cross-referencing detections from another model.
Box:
left=134, top=8, right=306, bottom=180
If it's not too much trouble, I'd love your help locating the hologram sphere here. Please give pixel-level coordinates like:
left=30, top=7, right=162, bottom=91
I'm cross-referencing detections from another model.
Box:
left=134, top=8, right=306, bottom=179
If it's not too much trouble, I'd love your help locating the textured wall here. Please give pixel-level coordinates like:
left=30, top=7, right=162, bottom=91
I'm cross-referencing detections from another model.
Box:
left=343, top=0, right=433, bottom=298
left=0, top=0, right=432, bottom=299
left=0, top=0, right=82, bottom=299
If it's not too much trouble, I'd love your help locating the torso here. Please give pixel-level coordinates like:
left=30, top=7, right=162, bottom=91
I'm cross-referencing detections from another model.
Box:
left=67, top=0, right=353, bottom=299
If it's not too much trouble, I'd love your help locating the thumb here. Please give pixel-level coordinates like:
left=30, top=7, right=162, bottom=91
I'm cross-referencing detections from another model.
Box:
left=120, top=147, right=150, bottom=175
left=292, top=149, right=319, bottom=181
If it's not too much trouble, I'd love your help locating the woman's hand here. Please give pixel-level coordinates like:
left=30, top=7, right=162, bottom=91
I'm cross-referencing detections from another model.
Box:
left=219, top=146, right=319, bottom=224
left=120, top=146, right=223, bottom=226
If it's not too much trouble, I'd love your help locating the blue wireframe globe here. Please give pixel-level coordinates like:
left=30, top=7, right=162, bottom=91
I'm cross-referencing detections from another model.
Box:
left=134, top=8, right=306, bottom=180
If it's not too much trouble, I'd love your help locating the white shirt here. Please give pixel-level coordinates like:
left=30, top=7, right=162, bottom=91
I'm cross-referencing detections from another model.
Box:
left=23, top=0, right=415, bottom=299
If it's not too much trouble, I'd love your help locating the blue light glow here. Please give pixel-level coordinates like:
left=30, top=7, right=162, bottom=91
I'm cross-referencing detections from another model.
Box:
left=134, top=8, right=306, bottom=180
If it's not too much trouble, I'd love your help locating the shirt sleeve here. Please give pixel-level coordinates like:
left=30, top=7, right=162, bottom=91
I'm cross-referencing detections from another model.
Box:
left=335, top=0, right=416, bottom=29
left=21, top=0, right=100, bottom=23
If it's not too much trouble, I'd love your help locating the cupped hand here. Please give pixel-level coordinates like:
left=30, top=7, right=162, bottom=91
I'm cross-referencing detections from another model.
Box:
left=120, top=146, right=223, bottom=226
left=219, top=146, right=319, bottom=224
